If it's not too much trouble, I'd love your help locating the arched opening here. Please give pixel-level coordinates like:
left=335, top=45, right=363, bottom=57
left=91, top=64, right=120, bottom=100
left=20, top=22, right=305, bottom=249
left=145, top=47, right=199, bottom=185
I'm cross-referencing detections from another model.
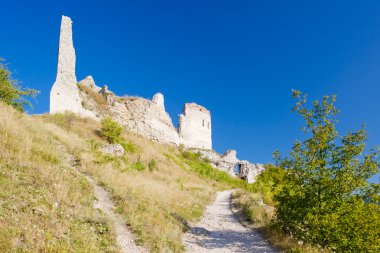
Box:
left=234, top=163, right=240, bottom=175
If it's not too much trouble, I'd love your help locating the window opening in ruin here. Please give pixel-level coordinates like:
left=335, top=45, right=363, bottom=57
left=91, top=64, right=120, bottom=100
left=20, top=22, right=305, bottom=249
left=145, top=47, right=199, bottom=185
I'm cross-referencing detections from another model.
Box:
left=202, top=119, right=205, bottom=127
left=234, top=164, right=240, bottom=175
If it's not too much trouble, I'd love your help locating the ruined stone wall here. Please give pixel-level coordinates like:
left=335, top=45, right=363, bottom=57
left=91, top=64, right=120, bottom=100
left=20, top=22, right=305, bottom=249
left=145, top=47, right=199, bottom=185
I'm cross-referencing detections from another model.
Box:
left=107, top=93, right=180, bottom=146
left=197, top=149, right=264, bottom=183
left=179, top=103, right=212, bottom=149
left=50, top=16, right=96, bottom=118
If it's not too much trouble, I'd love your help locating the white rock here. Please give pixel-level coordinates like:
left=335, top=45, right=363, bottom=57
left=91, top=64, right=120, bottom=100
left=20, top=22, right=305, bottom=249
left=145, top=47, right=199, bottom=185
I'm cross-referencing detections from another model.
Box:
left=100, top=144, right=125, bottom=157
left=152, top=93, right=165, bottom=110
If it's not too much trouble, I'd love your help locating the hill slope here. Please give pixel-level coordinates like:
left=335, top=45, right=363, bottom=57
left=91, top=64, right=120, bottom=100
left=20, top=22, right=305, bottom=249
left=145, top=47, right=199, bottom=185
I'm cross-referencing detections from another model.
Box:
left=0, top=102, right=249, bottom=252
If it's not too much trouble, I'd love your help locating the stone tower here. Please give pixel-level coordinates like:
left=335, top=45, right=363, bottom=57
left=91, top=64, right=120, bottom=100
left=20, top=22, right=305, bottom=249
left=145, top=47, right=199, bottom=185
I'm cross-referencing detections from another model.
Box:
left=50, top=15, right=94, bottom=118
left=179, top=103, right=212, bottom=149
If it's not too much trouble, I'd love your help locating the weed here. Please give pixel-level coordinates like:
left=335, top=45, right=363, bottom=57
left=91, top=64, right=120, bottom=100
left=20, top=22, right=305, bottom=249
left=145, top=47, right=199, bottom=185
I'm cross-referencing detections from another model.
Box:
left=148, top=159, right=156, bottom=172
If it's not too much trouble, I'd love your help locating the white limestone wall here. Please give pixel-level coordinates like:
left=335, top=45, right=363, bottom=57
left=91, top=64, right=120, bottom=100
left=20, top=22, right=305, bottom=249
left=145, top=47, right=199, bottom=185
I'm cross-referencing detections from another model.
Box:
left=179, top=103, right=212, bottom=149
left=152, top=93, right=165, bottom=110
left=50, top=16, right=95, bottom=118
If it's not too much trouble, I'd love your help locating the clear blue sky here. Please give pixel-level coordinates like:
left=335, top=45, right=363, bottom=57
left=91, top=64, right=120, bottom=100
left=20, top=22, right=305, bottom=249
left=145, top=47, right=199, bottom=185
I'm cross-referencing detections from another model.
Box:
left=1, top=1, right=379, bottom=181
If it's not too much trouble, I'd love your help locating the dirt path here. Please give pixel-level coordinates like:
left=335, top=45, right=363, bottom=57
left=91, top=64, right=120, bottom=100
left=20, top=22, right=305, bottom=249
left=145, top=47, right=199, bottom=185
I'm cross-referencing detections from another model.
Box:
left=59, top=145, right=146, bottom=253
left=84, top=175, right=146, bottom=253
left=182, top=190, right=279, bottom=253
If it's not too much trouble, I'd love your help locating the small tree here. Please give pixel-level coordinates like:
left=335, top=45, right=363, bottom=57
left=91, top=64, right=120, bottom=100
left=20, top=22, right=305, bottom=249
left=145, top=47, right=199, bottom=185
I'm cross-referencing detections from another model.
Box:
left=274, top=90, right=380, bottom=252
left=0, top=59, right=38, bottom=112
left=100, top=117, right=123, bottom=144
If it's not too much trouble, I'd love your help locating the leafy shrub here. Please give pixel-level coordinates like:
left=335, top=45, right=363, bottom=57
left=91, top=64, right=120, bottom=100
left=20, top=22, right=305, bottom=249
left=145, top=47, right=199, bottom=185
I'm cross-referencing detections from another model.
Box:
left=274, top=90, right=380, bottom=252
left=132, top=161, right=145, bottom=171
left=0, top=59, right=39, bottom=112
left=99, top=117, right=123, bottom=144
left=250, top=164, right=286, bottom=205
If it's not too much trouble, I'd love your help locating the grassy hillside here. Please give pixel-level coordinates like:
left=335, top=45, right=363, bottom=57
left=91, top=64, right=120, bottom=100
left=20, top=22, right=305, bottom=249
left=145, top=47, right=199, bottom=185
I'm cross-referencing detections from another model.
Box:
left=0, top=101, right=249, bottom=252
left=0, top=102, right=117, bottom=252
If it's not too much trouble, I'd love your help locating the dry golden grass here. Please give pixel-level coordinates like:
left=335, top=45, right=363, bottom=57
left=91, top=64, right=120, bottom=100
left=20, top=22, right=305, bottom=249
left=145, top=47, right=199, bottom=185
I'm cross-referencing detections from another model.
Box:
left=0, top=104, right=255, bottom=252
left=0, top=102, right=118, bottom=252
left=40, top=112, right=225, bottom=252
left=78, top=83, right=108, bottom=112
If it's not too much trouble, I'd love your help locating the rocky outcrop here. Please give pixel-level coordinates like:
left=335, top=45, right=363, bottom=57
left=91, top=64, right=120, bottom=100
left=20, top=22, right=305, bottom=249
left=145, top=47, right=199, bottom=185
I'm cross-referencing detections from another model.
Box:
left=100, top=144, right=125, bottom=157
left=78, top=75, right=100, bottom=91
left=152, top=93, right=165, bottom=110
left=237, top=161, right=265, bottom=183
left=107, top=94, right=181, bottom=146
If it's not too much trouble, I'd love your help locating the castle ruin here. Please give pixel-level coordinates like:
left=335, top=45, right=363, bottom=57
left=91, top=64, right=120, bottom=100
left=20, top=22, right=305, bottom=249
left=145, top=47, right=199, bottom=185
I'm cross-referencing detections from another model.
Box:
left=50, top=15, right=211, bottom=149
left=50, top=15, right=263, bottom=183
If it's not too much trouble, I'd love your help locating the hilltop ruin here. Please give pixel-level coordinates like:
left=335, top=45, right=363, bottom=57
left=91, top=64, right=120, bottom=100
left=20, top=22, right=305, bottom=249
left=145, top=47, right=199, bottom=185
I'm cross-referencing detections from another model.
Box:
left=50, top=15, right=263, bottom=183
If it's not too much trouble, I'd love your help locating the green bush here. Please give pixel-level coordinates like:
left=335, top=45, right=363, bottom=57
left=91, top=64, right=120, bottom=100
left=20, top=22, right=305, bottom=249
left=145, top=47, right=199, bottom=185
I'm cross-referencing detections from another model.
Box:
left=274, top=90, right=380, bottom=252
left=99, top=117, right=123, bottom=144
left=250, top=164, right=286, bottom=205
left=0, top=59, right=39, bottom=112
left=132, top=161, right=145, bottom=171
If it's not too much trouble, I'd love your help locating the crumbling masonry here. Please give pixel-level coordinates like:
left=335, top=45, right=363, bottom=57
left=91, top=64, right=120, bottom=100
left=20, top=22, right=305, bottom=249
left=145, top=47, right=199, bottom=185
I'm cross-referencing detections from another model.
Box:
left=50, top=15, right=263, bottom=183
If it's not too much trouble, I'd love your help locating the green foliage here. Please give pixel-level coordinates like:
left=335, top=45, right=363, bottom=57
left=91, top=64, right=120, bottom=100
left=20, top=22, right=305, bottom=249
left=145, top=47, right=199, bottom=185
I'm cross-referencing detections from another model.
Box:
left=132, top=161, right=145, bottom=171
left=250, top=164, right=286, bottom=205
left=121, top=141, right=138, bottom=153
left=0, top=59, right=39, bottom=112
left=274, top=90, right=380, bottom=252
left=148, top=159, right=156, bottom=172
left=99, top=117, right=123, bottom=144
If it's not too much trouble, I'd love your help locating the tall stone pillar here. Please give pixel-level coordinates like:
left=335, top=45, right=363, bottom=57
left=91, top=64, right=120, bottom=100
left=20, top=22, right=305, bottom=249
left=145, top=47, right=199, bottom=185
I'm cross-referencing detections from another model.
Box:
left=55, top=15, right=77, bottom=87
left=50, top=15, right=95, bottom=118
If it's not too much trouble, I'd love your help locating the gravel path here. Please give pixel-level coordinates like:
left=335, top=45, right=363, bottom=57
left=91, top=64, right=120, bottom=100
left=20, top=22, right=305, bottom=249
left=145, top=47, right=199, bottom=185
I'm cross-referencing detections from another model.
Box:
left=182, top=190, right=279, bottom=253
